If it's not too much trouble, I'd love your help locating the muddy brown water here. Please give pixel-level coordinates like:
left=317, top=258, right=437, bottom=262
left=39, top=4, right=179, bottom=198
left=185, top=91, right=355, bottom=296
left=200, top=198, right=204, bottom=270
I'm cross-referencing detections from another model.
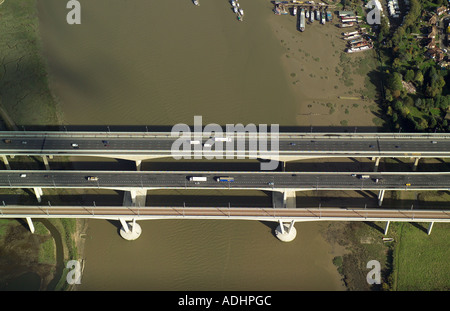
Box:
left=35, top=0, right=346, bottom=290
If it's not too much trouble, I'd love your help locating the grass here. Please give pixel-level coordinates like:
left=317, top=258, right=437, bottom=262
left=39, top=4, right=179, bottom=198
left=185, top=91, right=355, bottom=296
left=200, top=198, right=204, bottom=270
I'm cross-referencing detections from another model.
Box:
left=389, top=222, right=450, bottom=291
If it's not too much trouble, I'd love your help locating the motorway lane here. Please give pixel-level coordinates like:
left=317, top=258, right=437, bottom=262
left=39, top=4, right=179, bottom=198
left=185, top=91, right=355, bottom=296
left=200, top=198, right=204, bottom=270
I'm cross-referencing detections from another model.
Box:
left=1, top=134, right=450, bottom=155
left=0, top=171, right=449, bottom=190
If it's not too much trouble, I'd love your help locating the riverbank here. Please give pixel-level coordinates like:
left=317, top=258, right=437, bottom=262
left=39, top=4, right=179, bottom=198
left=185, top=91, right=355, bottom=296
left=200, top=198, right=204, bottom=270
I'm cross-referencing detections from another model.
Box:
left=0, top=0, right=83, bottom=290
left=267, top=10, right=383, bottom=128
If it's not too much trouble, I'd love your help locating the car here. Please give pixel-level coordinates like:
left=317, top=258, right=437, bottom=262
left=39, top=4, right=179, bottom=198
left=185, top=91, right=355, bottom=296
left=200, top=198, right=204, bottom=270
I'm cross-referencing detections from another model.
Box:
left=71, top=143, right=79, bottom=148
left=351, top=174, right=357, bottom=177
left=395, top=145, right=400, bottom=148
left=268, top=182, right=274, bottom=186
left=405, top=183, right=411, bottom=186
left=289, top=142, right=296, bottom=146
left=87, top=176, right=98, bottom=181
left=20, top=174, right=27, bottom=178
left=369, top=145, right=374, bottom=148
left=431, top=141, right=437, bottom=144
left=44, top=174, right=49, bottom=178
left=21, top=141, right=27, bottom=145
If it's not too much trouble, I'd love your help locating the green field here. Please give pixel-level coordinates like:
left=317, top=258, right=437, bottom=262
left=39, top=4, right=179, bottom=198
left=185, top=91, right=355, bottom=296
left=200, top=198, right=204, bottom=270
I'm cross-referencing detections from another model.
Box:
left=390, top=222, right=450, bottom=291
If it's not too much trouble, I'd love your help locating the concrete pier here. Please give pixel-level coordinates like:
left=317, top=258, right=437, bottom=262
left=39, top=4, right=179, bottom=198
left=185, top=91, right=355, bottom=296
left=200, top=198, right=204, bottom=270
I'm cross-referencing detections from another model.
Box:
left=26, top=217, right=35, bottom=234
left=284, top=190, right=297, bottom=208
left=275, top=220, right=297, bottom=242
left=373, top=157, right=381, bottom=172
left=135, top=160, right=142, bottom=171
left=428, top=222, right=434, bottom=235
left=384, top=221, right=390, bottom=235
left=412, top=157, right=420, bottom=171
left=119, top=218, right=142, bottom=240
left=33, top=187, right=44, bottom=203
left=1, top=155, right=10, bottom=170
left=378, top=189, right=385, bottom=206
left=42, top=155, right=50, bottom=170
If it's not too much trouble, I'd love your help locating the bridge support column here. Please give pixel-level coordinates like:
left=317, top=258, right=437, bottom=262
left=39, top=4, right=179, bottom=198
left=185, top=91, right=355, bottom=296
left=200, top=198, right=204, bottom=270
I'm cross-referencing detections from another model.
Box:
left=384, top=221, right=390, bottom=235
left=42, top=155, right=50, bottom=170
left=129, top=189, right=147, bottom=207
left=427, top=222, right=434, bottom=235
left=272, top=191, right=284, bottom=208
left=33, top=187, right=43, bottom=203
left=373, top=157, right=381, bottom=172
left=1, top=155, right=11, bottom=170
left=26, top=217, right=35, bottom=234
left=378, top=189, right=385, bottom=207
left=119, top=218, right=142, bottom=241
left=284, top=190, right=296, bottom=208
left=275, top=220, right=297, bottom=242
left=135, top=160, right=142, bottom=171
left=412, top=157, right=420, bottom=171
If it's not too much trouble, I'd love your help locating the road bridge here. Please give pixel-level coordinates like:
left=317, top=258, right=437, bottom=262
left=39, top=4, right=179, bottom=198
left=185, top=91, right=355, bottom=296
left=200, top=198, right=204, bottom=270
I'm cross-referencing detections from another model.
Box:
left=1, top=170, right=449, bottom=230
left=1, top=132, right=450, bottom=170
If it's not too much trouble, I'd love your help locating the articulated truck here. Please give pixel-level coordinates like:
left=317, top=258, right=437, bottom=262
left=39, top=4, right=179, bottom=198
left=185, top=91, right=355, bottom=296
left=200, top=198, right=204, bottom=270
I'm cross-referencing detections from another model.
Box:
left=189, top=176, right=208, bottom=182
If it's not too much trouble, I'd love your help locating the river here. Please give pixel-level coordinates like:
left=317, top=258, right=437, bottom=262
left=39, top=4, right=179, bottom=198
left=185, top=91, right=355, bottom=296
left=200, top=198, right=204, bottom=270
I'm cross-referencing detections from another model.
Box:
left=36, top=0, right=346, bottom=290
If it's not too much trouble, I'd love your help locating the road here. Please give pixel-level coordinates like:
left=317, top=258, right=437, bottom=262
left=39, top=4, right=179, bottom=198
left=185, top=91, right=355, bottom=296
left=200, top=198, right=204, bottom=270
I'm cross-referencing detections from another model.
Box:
left=1, top=170, right=449, bottom=191
left=1, top=131, right=450, bottom=158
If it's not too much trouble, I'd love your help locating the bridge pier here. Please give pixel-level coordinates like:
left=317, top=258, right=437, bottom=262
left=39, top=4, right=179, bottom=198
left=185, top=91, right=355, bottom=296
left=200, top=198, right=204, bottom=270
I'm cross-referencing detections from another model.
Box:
left=42, top=155, right=50, bottom=170
left=275, top=220, right=297, bottom=242
left=272, top=190, right=296, bottom=208
left=427, top=222, right=434, bottom=235
left=378, top=189, right=385, bottom=206
left=135, top=160, right=142, bottom=171
left=373, top=157, right=381, bottom=172
left=384, top=221, right=390, bottom=235
left=412, top=157, right=420, bottom=171
left=119, top=218, right=142, bottom=240
left=33, top=187, right=44, bottom=203
left=26, top=217, right=35, bottom=234
left=1, top=155, right=11, bottom=170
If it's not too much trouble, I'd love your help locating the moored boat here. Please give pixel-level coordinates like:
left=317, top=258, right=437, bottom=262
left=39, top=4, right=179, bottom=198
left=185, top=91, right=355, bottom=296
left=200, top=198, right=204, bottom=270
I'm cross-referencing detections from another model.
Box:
left=299, top=8, right=305, bottom=31
left=292, top=6, right=297, bottom=16
left=193, top=0, right=199, bottom=6
left=239, top=8, right=244, bottom=16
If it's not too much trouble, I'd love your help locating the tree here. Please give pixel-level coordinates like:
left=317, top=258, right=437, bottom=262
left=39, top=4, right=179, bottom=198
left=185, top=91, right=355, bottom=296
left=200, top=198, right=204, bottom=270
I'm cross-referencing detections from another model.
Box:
left=405, top=70, right=414, bottom=82
left=414, top=70, right=424, bottom=86
left=387, top=72, right=403, bottom=92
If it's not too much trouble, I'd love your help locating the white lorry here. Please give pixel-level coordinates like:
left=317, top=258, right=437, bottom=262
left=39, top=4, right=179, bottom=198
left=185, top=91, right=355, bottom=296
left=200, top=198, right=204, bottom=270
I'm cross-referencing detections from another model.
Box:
left=189, top=176, right=207, bottom=182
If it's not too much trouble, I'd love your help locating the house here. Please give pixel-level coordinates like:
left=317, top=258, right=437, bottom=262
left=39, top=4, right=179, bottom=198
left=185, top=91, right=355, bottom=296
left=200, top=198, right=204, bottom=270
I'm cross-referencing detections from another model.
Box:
left=427, top=38, right=436, bottom=49
left=426, top=48, right=446, bottom=62
left=436, top=6, right=448, bottom=16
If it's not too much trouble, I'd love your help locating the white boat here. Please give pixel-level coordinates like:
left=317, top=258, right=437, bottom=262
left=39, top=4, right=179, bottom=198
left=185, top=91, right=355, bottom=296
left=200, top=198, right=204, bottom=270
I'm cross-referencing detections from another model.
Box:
left=306, top=9, right=309, bottom=18
left=346, top=45, right=371, bottom=53
left=239, top=8, right=244, bottom=16
left=310, top=10, right=314, bottom=22
left=233, top=7, right=238, bottom=13
left=193, top=0, right=199, bottom=6
left=293, top=6, right=297, bottom=16
left=231, top=0, right=236, bottom=6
